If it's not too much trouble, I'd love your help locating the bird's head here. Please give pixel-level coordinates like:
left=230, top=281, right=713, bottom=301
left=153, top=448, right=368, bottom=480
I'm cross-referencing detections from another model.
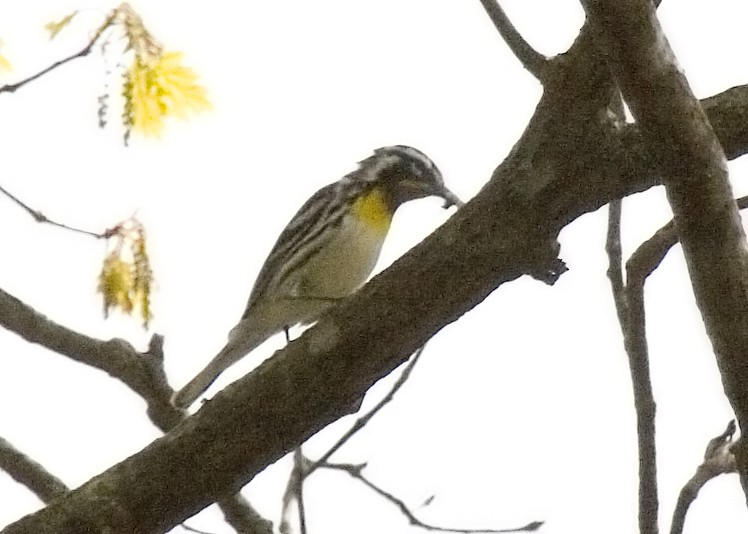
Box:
left=358, top=145, right=463, bottom=210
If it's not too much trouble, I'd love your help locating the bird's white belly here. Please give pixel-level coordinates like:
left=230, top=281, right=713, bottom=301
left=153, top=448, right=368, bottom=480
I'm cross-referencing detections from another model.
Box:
left=299, top=212, right=387, bottom=298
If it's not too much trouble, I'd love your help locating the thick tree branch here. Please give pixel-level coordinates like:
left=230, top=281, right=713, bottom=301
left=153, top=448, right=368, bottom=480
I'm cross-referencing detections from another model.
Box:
left=0, top=437, right=69, bottom=504
left=477, top=0, right=548, bottom=80
left=582, top=0, right=748, bottom=499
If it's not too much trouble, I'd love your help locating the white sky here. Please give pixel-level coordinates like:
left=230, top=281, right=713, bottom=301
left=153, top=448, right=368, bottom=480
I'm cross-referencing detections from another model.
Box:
left=1, top=1, right=748, bottom=533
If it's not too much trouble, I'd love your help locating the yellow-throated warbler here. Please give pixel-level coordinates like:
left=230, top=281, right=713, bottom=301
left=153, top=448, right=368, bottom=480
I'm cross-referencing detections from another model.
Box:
left=172, top=145, right=461, bottom=408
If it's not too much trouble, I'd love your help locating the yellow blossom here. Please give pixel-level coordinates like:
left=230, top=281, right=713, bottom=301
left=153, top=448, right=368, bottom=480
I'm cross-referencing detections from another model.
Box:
left=97, top=219, right=154, bottom=327
left=98, top=253, right=135, bottom=316
left=125, top=51, right=209, bottom=137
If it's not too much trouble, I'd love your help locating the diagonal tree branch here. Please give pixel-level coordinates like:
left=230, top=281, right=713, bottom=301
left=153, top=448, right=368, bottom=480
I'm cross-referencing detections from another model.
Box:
left=0, top=12, right=116, bottom=95
left=582, top=0, right=748, bottom=499
left=0, top=43, right=95, bottom=95
left=0, top=437, right=69, bottom=504
left=322, top=462, right=542, bottom=533
left=477, top=0, right=548, bottom=80
left=0, top=184, right=118, bottom=239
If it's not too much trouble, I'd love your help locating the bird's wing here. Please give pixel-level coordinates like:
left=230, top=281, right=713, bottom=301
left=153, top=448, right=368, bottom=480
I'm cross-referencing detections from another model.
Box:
left=240, top=181, right=348, bottom=319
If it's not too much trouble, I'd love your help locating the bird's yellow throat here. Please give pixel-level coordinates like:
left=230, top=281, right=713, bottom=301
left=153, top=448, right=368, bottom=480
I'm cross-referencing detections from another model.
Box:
left=351, top=187, right=393, bottom=234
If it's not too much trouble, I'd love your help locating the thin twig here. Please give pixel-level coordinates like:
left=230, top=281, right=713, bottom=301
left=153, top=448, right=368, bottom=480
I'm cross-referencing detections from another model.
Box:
left=296, top=344, right=544, bottom=533
left=280, top=346, right=427, bottom=532
left=295, top=449, right=308, bottom=534
left=0, top=11, right=117, bottom=95
left=0, top=45, right=94, bottom=94
left=308, top=344, right=428, bottom=474
left=180, top=524, right=212, bottom=534
left=477, top=0, right=547, bottom=80
left=605, top=199, right=626, bottom=306
left=323, top=462, right=542, bottom=533
left=0, top=436, right=69, bottom=504
left=605, top=199, right=659, bottom=534
left=280, top=449, right=310, bottom=534
left=670, top=421, right=738, bottom=534
left=0, top=184, right=116, bottom=239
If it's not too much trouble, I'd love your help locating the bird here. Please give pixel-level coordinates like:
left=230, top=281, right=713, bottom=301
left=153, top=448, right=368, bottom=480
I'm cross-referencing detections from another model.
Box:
left=172, top=145, right=462, bottom=409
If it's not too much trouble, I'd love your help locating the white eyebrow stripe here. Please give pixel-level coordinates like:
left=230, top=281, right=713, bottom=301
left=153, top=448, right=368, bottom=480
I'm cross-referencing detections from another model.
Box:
left=392, top=146, right=434, bottom=169
left=378, top=145, right=439, bottom=174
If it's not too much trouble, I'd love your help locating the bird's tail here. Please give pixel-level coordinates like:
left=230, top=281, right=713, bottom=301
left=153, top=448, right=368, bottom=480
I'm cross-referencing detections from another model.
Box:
left=172, top=299, right=320, bottom=409
left=171, top=328, right=268, bottom=409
